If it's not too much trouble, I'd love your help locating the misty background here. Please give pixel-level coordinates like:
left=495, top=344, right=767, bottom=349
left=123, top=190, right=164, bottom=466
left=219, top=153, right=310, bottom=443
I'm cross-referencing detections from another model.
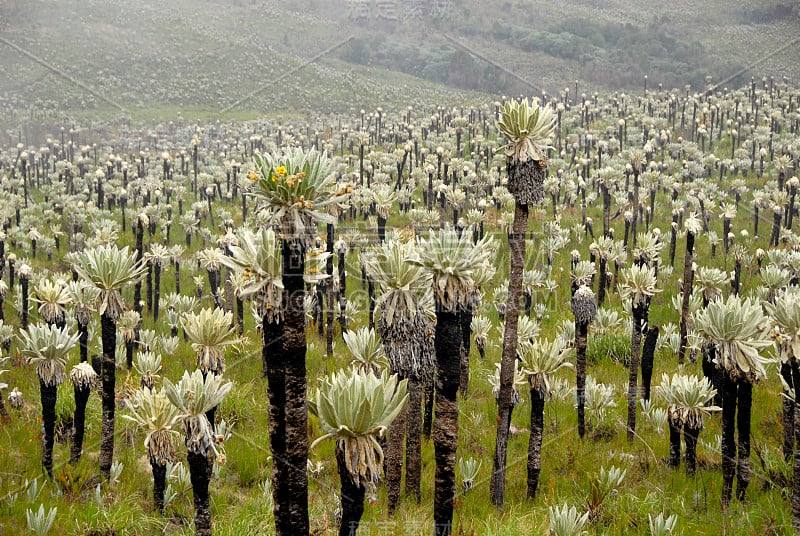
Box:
left=0, top=0, right=798, bottom=129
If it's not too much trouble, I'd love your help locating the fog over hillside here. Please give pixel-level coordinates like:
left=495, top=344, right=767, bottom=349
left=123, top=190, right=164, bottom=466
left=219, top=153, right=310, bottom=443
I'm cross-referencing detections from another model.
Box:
left=0, top=0, right=798, bottom=119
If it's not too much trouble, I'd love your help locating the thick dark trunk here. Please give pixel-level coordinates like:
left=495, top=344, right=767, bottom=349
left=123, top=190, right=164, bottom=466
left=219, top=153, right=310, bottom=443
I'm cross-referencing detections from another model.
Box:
left=782, top=362, right=794, bottom=461
left=405, top=376, right=423, bottom=502
left=188, top=451, right=212, bottom=536
left=527, top=387, right=545, bottom=498
left=134, top=225, right=144, bottom=315
left=386, top=401, right=407, bottom=514
left=791, top=359, right=800, bottom=531
left=433, top=309, right=461, bottom=536
left=627, top=304, right=645, bottom=441
left=264, top=318, right=287, bottom=523
left=597, top=258, right=607, bottom=306
left=236, top=297, right=244, bottom=335
left=99, top=313, right=117, bottom=480
left=458, top=305, right=473, bottom=397
left=423, top=380, right=434, bottom=439
left=78, top=322, right=89, bottom=363
left=336, top=445, right=365, bottom=536
left=678, top=232, right=695, bottom=363
left=21, top=277, right=29, bottom=330
left=575, top=321, right=588, bottom=438
left=668, top=416, right=682, bottom=468
left=145, top=264, right=153, bottom=314
left=684, top=424, right=700, bottom=476
left=70, top=384, right=91, bottom=463
left=721, top=375, right=737, bottom=510
left=736, top=382, right=752, bottom=501
left=153, top=264, right=161, bottom=321
left=40, top=379, right=57, bottom=478
left=641, top=326, right=658, bottom=401
left=126, top=339, right=135, bottom=370
left=491, top=202, right=527, bottom=507
left=270, top=241, right=309, bottom=536
left=326, top=224, right=335, bottom=356
left=151, top=457, right=167, bottom=512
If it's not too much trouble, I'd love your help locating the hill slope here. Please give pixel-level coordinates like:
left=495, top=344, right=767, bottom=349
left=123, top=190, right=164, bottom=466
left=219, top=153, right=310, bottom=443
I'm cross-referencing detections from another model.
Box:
left=0, top=0, right=798, bottom=120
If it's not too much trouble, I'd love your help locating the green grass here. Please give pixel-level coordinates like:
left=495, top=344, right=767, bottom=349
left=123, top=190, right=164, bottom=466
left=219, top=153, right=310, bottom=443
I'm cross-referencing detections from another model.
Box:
left=0, top=101, right=797, bottom=536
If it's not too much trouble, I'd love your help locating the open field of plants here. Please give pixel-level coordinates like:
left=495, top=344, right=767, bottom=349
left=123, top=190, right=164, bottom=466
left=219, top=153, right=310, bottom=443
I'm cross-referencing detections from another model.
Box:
left=1, top=74, right=800, bottom=536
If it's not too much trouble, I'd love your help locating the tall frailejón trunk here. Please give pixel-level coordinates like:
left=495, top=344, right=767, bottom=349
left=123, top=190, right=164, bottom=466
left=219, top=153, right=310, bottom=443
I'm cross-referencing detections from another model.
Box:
left=641, top=326, right=659, bottom=401
left=405, top=376, right=423, bottom=502
left=459, top=303, right=473, bottom=397
left=264, top=316, right=289, bottom=527
left=490, top=202, right=528, bottom=506
left=668, top=414, right=682, bottom=468
left=627, top=303, right=645, bottom=441
left=386, top=400, right=407, bottom=515
left=684, top=423, right=701, bottom=476
left=526, top=386, right=545, bottom=498
left=721, top=375, right=737, bottom=510
left=153, top=263, right=161, bottom=321
left=678, top=231, right=695, bottom=364
left=99, top=312, right=117, bottom=479
left=433, top=309, right=461, bottom=536
left=782, top=362, right=795, bottom=461
left=576, top=321, right=588, bottom=438
left=273, top=240, right=309, bottom=535
left=336, top=445, right=366, bottom=536
left=790, top=359, right=800, bottom=531
left=40, top=379, right=57, bottom=478
left=151, top=457, right=168, bottom=512
left=78, top=321, right=89, bottom=363
left=188, top=451, right=212, bottom=536
left=736, top=382, right=753, bottom=501
left=134, top=223, right=144, bottom=316
left=70, top=383, right=91, bottom=463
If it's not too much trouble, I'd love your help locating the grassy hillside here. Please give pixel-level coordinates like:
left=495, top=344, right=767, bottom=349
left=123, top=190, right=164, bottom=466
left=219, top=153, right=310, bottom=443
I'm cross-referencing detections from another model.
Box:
left=0, top=0, right=798, bottom=122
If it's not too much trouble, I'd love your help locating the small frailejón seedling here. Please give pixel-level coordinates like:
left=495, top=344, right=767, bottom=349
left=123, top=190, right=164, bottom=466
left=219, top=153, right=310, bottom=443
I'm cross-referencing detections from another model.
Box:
left=164, top=369, right=233, bottom=536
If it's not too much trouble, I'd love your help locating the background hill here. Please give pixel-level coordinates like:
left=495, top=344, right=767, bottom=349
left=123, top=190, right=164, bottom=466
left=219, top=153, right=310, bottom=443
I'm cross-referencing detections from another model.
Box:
left=0, top=0, right=798, bottom=122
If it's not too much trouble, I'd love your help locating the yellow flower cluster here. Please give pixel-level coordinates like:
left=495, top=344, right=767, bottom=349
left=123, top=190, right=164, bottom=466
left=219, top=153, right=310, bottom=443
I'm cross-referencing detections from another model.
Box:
left=272, top=170, right=306, bottom=188
left=247, top=170, right=259, bottom=183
